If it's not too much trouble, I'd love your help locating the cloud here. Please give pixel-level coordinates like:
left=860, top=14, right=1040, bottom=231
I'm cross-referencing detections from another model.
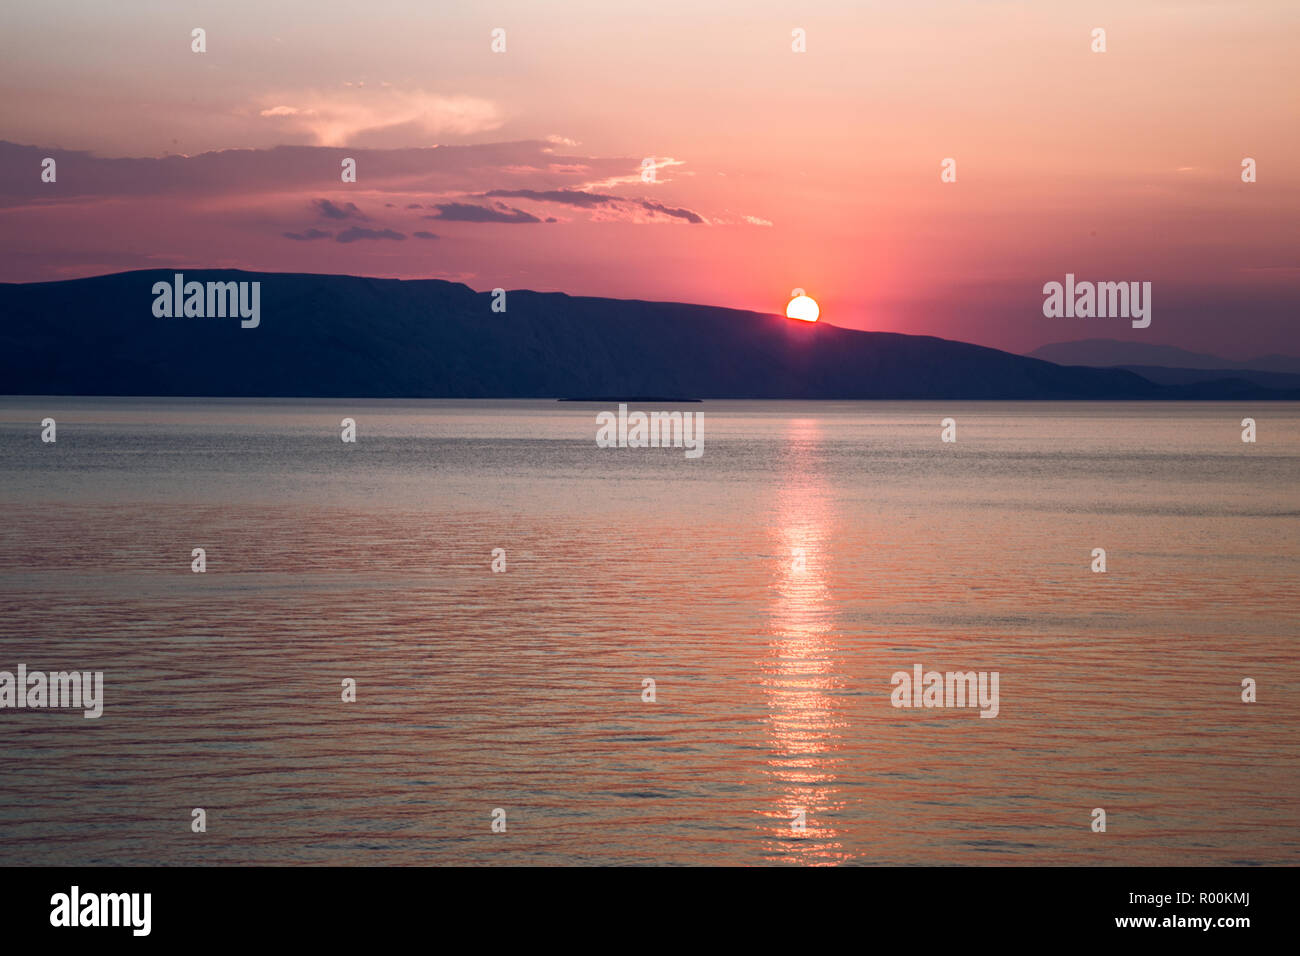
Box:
left=641, top=200, right=704, bottom=224
left=255, top=89, right=503, bottom=146
left=484, top=188, right=618, bottom=208
left=283, top=228, right=331, bottom=240
left=413, top=231, right=439, bottom=240
left=483, top=188, right=705, bottom=224
left=428, top=202, right=542, bottom=224
left=314, top=199, right=366, bottom=220
left=743, top=215, right=773, bottom=227
left=0, top=139, right=713, bottom=282
left=583, top=156, right=686, bottom=190
left=335, top=226, right=406, bottom=243
left=0, top=141, right=676, bottom=212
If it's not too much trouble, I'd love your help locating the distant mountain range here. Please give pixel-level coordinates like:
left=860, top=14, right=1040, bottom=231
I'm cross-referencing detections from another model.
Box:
left=1031, top=338, right=1300, bottom=388
left=2, top=271, right=1297, bottom=400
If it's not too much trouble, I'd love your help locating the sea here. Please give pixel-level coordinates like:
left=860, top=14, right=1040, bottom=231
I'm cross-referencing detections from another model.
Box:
left=0, top=398, right=1296, bottom=865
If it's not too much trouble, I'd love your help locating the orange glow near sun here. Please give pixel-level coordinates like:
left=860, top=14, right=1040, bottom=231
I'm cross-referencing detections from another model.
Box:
left=786, top=291, right=820, bottom=322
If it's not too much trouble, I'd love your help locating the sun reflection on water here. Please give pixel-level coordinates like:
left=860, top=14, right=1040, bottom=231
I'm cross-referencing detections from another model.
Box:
left=760, top=420, right=851, bottom=864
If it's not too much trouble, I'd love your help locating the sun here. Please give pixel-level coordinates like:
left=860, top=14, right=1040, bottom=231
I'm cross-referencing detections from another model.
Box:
left=786, top=288, right=819, bottom=322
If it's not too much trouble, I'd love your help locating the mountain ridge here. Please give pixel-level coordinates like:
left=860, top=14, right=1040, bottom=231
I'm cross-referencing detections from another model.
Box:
left=3, top=270, right=1297, bottom=400
left=1030, top=338, right=1300, bottom=375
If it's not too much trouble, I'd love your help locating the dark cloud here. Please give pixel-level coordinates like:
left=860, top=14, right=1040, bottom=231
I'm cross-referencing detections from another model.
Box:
left=481, top=188, right=705, bottom=224
left=427, top=202, right=542, bottom=224
left=639, top=200, right=705, bottom=224
left=314, top=198, right=367, bottom=220
left=335, top=226, right=406, bottom=243
left=406, top=202, right=423, bottom=209
left=413, top=230, right=439, bottom=240
left=0, top=140, right=643, bottom=209
left=283, top=228, right=331, bottom=241
left=483, top=188, right=618, bottom=208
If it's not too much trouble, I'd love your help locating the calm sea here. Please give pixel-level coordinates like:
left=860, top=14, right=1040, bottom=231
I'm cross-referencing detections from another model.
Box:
left=0, top=398, right=1297, bottom=865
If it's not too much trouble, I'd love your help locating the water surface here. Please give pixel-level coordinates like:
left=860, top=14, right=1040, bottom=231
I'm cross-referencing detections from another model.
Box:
left=0, top=398, right=1296, bottom=865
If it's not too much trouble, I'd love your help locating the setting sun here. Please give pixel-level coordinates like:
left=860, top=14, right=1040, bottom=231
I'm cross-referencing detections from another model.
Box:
left=786, top=289, right=820, bottom=322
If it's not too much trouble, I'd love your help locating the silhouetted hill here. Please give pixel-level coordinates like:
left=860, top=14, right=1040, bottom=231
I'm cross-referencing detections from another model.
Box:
left=1115, top=365, right=1300, bottom=390
left=2, top=271, right=1296, bottom=399
left=1031, top=338, right=1300, bottom=375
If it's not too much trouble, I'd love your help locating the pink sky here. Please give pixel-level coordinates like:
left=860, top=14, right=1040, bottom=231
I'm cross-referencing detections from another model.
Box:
left=0, top=0, right=1296, bottom=356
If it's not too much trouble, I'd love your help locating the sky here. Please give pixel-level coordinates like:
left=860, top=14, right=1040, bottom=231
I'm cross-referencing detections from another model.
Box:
left=0, top=0, right=1296, bottom=357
